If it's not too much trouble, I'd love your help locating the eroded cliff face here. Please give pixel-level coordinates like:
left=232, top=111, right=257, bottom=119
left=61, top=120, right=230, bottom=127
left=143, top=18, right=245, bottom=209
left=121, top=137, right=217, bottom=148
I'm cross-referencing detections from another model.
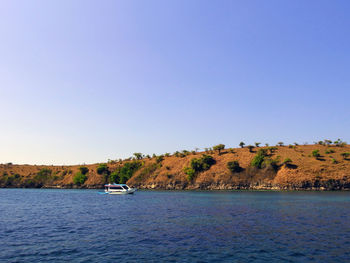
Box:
left=1, top=145, right=350, bottom=190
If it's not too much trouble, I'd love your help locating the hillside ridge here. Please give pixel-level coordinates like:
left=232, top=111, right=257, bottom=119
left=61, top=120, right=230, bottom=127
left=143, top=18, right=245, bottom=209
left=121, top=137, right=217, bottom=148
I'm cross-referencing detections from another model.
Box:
left=1, top=143, right=350, bottom=190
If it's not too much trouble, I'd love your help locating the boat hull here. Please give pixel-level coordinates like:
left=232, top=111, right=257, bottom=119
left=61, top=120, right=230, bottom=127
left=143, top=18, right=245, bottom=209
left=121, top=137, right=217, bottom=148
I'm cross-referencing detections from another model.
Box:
left=105, top=188, right=136, bottom=195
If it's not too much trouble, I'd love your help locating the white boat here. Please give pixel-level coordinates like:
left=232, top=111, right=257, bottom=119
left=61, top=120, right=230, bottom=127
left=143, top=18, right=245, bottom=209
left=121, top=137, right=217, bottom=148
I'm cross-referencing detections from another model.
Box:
left=104, top=183, right=137, bottom=195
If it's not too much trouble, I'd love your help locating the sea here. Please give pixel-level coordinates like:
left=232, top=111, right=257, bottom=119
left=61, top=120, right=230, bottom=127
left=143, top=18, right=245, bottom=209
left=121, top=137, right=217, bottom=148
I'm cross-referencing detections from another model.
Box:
left=0, top=189, right=350, bottom=262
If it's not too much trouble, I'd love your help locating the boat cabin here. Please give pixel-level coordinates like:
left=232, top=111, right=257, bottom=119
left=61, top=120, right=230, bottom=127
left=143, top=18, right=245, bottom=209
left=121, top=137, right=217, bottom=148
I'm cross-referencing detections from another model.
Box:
left=104, top=183, right=136, bottom=194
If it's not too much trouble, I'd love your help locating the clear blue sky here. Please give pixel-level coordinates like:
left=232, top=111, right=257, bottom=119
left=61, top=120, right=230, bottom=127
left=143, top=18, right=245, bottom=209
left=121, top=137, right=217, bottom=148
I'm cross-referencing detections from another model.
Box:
left=1, top=0, right=349, bottom=165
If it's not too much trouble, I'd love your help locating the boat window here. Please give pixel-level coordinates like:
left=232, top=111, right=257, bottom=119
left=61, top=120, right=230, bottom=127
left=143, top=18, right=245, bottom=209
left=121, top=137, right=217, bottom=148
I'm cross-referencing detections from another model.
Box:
left=110, top=186, right=123, bottom=189
left=123, top=185, right=129, bottom=189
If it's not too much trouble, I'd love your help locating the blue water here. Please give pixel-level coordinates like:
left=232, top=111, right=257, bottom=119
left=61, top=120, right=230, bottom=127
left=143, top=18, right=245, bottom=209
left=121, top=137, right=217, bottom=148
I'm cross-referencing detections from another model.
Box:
left=1, top=189, right=350, bottom=262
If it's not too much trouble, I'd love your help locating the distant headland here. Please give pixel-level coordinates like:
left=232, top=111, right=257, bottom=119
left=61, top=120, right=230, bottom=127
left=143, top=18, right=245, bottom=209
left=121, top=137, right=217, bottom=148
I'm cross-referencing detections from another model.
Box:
left=1, top=140, right=350, bottom=190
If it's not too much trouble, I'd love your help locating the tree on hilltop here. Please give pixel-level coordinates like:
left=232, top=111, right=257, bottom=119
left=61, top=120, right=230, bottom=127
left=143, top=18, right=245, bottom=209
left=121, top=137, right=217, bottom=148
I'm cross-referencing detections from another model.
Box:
left=213, top=144, right=225, bottom=155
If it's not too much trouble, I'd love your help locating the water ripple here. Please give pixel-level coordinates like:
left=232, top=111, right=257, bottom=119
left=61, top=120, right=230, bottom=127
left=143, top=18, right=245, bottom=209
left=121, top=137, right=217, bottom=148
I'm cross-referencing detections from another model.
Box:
left=1, top=189, right=350, bottom=262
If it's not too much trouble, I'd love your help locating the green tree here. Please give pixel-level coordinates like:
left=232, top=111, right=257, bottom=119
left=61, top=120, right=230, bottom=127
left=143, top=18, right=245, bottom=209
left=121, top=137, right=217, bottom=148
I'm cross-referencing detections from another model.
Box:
left=97, top=163, right=110, bottom=175
left=133, top=153, right=143, bottom=160
left=79, top=166, right=89, bottom=175
left=111, top=161, right=142, bottom=184
left=239, top=142, right=245, bottom=148
left=247, top=145, right=254, bottom=152
left=251, top=149, right=268, bottom=169
left=213, top=144, right=225, bottom=155
left=324, top=139, right=332, bottom=146
left=73, top=172, right=87, bottom=185
left=277, top=142, right=284, bottom=147
left=255, top=142, right=261, bottom=147
left=183, top=167, right=196, bottom=181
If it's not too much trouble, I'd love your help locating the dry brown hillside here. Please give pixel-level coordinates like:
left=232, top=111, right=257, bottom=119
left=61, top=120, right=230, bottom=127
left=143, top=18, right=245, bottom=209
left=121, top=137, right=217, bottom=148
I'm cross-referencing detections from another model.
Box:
left=1, top=144, right=350, bottom=190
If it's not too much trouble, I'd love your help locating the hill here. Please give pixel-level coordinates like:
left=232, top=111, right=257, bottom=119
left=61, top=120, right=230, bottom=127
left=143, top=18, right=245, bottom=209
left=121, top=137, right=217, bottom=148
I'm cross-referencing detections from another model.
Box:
left=1, top=144, right=350, bottom=190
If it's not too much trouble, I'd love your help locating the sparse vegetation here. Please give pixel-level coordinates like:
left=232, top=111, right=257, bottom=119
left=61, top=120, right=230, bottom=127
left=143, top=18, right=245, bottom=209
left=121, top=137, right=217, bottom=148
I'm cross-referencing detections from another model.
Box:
left=341, top=152, right=350, bottom=159
left=2, top=139, right=350, bottom=190
left=312, top=150, right=321, bottom=158
left=325, top=149, right=335, bottom=154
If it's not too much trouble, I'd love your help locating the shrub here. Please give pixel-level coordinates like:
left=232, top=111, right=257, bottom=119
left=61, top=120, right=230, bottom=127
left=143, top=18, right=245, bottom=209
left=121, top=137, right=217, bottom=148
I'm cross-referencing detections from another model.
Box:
left=251, top=149, right=268, bottom=169
left=190, top=154, right=215, bottom=172
left=325, top=149, right=335, bottom=154
left=184, top=154, right=216, bottom=182
left=283, top=158, right=292, bottom=165
left=255, top=142, right=261, bottom=147
left=164, top=153, right=170, bottom=157
left=247, top=145, right=254, bottom=152
left=318, top=141, right=324, bottom=145
left=341, top=152, right=350, bottom=159
left=156, top=155, right=164, bottom=163
left=79, top=166, right=89, bottom=175
left=227, top=161, right=242, bottom=173
left=331, top=158, right=338, bottom=164
left=213, top=144, right=225, bottom=154
left=184, top=167, right=196, bottom=181
left=262, top=157, right=280, bottom=170
left=110, top=171, right=120, bottom=184
left=97, top=163, right=109, bottom=175
left=182, top=150, right=190, bottom=156
left=335, top=139, right=347, bottom=147
left=190, top=158, right=203, bottom=172
left=239, top=142, right=245, bottom=148
left=73, top=172, right=87, bottom=185
left=312, top=150, right=321, bottom=158
left=267, top=146, right=277, bottom=154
